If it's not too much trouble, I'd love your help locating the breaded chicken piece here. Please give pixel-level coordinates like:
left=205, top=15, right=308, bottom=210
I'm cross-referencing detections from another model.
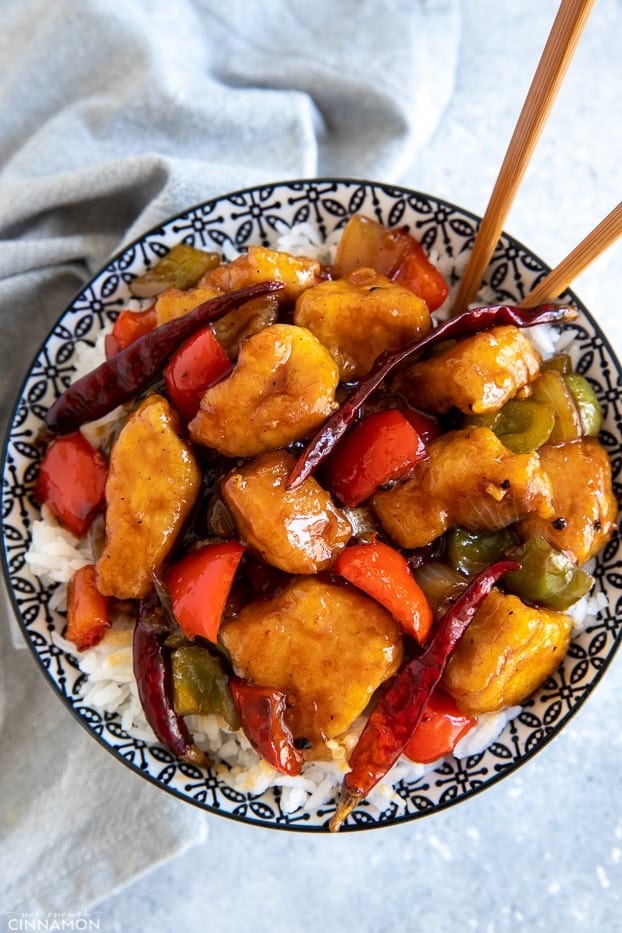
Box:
left=220, top=576, right=403, bottom=756
left=371, top=426, right=554, bottom=549
left=155, top=243, right=318, bottom=324
left=199, top=245, right=320, bottom=303
left=154, top=284, right=223, bottom=325
left=222, top=450, right=352, bottom=574
left=96, top=395, right=201, bottom=599
left=393, top=325, right=541, bottom=415
left=442, top=589, right=573, bottom=714
left=294, top=267, right=431, bottom=380
left=189, top=324, right=339, bottom=458
left=517, top=437, right=618, bottom=564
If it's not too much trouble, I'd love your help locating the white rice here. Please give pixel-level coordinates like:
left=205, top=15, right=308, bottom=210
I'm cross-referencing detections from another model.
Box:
left=25, top=503, right=93, bottom=589
left=26, top=222, right=605, bottom=817
left=52, top=611, right=523, bottom=816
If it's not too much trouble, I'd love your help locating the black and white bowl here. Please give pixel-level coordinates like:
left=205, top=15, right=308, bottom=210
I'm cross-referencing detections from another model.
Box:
left=2, top=179, right=621, bottom=831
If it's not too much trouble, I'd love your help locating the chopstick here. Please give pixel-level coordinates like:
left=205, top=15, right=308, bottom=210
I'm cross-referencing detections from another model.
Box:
left=452, top=0, right=596, bottom=314
left=519, top=201, right=622, bottom=307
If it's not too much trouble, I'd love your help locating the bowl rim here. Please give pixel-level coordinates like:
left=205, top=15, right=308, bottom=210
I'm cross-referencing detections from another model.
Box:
left=2, top=176, right=621, bottom=832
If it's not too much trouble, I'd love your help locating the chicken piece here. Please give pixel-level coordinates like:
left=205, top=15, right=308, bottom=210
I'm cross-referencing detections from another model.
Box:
left=371, top=426, right=554, bottom=549
left=199, top=245, right=320, bottom=303
left=189, top=324, right=339, bottom=457
left=294, top=268, right=431, bottom=380
left=95, top=395, right=201, bottom=599
left=442, top=588, right=573, bottom=714
left=155, top=288, right=278, bottom=357
left=222, top=450, right=352, bottom=574
left=154, top=284, right=223, bottom=325
left=220, top=576, right=403, bottom=755
left=516, top=437, right=618, bottom=564
left=394, top=325, right=541, bottom=415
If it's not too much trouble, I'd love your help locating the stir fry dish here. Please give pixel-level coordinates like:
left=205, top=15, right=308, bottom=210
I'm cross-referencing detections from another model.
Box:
left=34, top=214, right=618, bottom=830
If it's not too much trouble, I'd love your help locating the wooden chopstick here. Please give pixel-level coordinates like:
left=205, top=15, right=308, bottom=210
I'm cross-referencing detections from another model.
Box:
left=452, top=0, right=596, bottom=314
left=519, top=201, right=622, bottom=307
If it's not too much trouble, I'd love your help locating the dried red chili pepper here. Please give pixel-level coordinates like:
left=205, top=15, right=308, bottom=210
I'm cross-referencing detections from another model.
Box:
left=229, top=678, right=304, bottom=776
left=287, top=302, right=576, bottom=489
left=133, top=588, right=209, bottom=768
left=328, top=558, right=520, bottom=832
left=46, top=280, right=284, bottom=434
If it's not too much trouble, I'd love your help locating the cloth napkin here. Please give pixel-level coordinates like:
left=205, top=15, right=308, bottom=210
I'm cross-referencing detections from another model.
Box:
left=0, top=0, right=460, bottom=914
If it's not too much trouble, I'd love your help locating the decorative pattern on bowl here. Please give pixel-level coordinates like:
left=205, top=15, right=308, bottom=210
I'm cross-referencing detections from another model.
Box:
left=3, top=179, right=621, bottom=831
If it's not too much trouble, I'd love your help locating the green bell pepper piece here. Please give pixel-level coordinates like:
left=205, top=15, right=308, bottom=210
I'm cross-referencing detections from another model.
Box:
left=504, top=535, right=594, bottom=610
left=172, top=645, right=240, bottom=729
left=564, top=373, right=603, bottom=436
left=130, top=243, right=221, bottom=298
left=464, top=397, right=555, bottom=453
left=530, top=370, right=582, bottom=443
left=446, top=526, right=520, bottom=578
left=541, top=353, right=572, bottom=374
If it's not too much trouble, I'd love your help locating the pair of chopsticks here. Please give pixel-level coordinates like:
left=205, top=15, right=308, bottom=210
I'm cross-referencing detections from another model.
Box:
left=452, top=0, right=622, bottom=313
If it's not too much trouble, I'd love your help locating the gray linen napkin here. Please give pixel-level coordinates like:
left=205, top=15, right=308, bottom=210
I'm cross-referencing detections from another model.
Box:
left=0, top=0, right=460, bottom=913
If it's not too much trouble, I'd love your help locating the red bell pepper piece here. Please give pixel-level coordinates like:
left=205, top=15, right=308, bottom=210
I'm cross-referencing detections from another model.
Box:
left=324, top=409, right=428, bottom=507
left=105, top=306, right=157, bottom=358
left=166, top=541, right=246, bottom=643
left=163, top=325, right=232, bottom=421
left=333, top=214, right=449, bottom=311
left=65, top=564, right=111, bottom=651
left=401, top=407, right=441, bottom=443
left=329, top=559, right=519, bottom=831
left=336, top=540, right=433, bottom=644
left=229, top=678, right=304, bottom=776
left=392, top=238, right=449, bottom=312
left=34, top=431, right=108, bottom=538
left=403, top=687, right=476, bottom=764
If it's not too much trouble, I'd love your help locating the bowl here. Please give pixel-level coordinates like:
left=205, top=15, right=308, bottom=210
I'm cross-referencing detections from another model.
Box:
left=2, top=178, right=621, bottom=831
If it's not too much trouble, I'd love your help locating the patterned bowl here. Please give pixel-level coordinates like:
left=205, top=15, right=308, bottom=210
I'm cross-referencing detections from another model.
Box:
left=2, top=179, right=621, bottom=831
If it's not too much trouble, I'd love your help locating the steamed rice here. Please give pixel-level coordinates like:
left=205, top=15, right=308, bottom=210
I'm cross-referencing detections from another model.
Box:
left=26, top=221, right=606, bottom=817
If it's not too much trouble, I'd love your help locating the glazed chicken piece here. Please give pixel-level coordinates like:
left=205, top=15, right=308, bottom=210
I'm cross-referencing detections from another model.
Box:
left=199, top=245, right=320, bottom=303
left=516, top=437, right=618, bottom=564
left=294, top=267, right=431, bottom=380
left=189, top=324, right=339, bottom=458
left=220, top=576, right=403, bottom=756
left=96, top=395, right=201, bottom=599
left=154, top=284, right=222, bottom=325
left=393, top=325, right=541, bottom=415
left=222, top=450, right=352, bottom=574
left=442, top=588, right=573, bottom=715
left=156, top=290, right=279, bottom=356
left=371, top=426, right=554, bottom=549
left=155, top=242, right=318, bottom=325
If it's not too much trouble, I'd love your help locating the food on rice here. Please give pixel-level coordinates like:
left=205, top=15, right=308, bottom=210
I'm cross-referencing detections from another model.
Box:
left=293, top=268, right=431, bottom=380
left=371, top=426, right=555, bottom=548
left=188, top=324, right=340, bottom=457
left=95, top=395, right=201, bottom=599
left=29, top=211, right=617, bottom=826
left=392, top=325, right=542, bottom=415
left=221, top=450, right=352, bottom=574
left=221, top=575, right=403, bottom=752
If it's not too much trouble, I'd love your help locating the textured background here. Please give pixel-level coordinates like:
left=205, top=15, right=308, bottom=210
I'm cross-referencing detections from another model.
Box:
left=94, top=3, right=622, bottom=931
left=1, top=0, right=620, bottom=930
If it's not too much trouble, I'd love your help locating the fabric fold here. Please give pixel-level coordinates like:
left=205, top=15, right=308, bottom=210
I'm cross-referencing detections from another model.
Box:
left=0, top=0, right=460, bottom=912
